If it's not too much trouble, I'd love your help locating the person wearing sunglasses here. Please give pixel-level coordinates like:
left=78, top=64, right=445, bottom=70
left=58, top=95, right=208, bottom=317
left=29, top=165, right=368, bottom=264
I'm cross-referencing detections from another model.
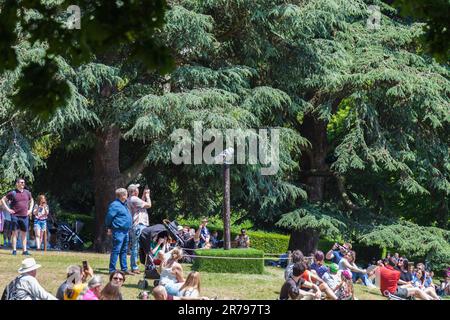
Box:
left=108, top=271, right=125, bottom=299
left=110, top=270, right=126, bottom=285
left=397, top=258, right=414, bottom=287
left=1, top=178, right=34, bottom=256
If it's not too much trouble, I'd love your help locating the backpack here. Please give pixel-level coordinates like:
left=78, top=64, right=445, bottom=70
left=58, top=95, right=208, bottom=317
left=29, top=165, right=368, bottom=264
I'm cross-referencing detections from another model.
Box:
left=1, top=276, right=23, bottom=300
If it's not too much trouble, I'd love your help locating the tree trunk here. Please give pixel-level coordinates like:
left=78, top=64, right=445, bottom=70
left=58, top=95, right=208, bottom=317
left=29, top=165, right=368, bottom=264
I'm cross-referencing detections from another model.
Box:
left=290, top=115, right=329, bottom=254
left=93, top=125, right=122, bottom=252
left=436, top=194, right=449, bottom=229
left=288, top=228, right=320, bottom=256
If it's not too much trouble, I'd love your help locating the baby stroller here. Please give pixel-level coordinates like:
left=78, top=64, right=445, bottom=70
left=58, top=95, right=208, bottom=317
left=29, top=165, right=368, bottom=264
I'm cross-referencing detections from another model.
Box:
left=137, top=220, right=184, bottom=289
left=54, top=220, right=84, bottom=251
left=162, top=219, right=185, bottom=248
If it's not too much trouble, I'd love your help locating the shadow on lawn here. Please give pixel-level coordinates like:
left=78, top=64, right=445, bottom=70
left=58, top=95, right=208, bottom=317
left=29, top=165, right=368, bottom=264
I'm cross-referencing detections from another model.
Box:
left=93, top=267, right=111, bottom=275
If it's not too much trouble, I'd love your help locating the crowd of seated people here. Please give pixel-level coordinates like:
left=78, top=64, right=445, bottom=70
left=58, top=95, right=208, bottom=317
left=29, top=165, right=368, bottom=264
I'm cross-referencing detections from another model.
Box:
left=176, top=219, right=251, bottom=251
left=3, top=241, right=446, bottom=301
left=281, top=242, right=449, bottom=300
left=326, top=242, right=377, bottom=289
left=2, top=252, right=213, bottom=300
left=2, top=258, right=128, bottom=300
left=280, top=250, right=354, bottom=300
left=282, top=249, right=355, bottom=300
left=374, top=256, right=442, bottom=300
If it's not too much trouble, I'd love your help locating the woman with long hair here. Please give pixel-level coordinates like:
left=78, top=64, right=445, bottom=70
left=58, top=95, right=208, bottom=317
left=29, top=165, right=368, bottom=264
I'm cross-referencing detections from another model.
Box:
left=413, top=268, right=441, bottom=300
left=100, top=282, right=122, bottom=300
left=179, top=271, right=201, bottom=298
left=159, top=248, right=185, bottom=296
left=32, top=195, right=49, bottom=250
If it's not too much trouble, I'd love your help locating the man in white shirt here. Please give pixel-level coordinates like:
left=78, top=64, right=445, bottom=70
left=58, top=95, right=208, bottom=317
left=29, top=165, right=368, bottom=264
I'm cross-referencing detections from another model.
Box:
left=127, top=184, right=152, bottom=274
left=2, top=258, right=57, bottom=300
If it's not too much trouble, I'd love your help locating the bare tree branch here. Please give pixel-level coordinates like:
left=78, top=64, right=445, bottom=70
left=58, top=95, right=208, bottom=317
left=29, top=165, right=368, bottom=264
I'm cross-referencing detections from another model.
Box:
left=334, top=173, right=360, bottom=211
left=120, top=153, right=148, bottom=186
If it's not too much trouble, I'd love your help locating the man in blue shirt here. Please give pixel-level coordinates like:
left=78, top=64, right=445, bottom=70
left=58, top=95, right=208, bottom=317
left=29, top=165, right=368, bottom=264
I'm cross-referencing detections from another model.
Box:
left=199, top=218, right=210, bottom=248
left=105, top=188, right=133, bottom=275
left=325, top=242, right=352, bottom=264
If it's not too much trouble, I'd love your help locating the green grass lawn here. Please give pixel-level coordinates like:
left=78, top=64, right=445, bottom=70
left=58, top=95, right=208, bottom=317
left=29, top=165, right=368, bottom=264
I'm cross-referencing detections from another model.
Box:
left=0, top=248, right=388, bottom=300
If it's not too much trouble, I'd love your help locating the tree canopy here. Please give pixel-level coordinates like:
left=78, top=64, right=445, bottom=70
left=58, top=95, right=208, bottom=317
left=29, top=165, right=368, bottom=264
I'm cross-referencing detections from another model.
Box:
left=0, top=0, right=449, bottom=268
left=0, top=0, right=173, bottom=116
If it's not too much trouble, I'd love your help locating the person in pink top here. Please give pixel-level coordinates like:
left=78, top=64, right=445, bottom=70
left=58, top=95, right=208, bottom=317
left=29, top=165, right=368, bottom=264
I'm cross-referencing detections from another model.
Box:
left=32, top=195, right=49, bottom=251
left=82, top=276, right=103, bottom=300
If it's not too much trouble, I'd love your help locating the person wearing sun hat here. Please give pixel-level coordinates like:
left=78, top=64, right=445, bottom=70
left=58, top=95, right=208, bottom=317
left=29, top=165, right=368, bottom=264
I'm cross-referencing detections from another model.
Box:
left=329, top=263, right=339, bottom=274
left=1, top=258, right=57, bottom=300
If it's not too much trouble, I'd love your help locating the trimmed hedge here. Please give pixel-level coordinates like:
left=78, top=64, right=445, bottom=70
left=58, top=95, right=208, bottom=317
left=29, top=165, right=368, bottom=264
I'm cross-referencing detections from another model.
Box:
left=192, top=248, right=264, bottom=274
left=177, top=217, right=290, bottom=254
left=232, top=230, right=289, bottom=254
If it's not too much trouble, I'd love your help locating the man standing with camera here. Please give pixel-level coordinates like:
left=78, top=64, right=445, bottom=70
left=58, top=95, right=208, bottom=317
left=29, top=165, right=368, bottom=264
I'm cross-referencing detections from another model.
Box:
left=127, top=184, right=152, bottom=274
left=1, top=178, right=34, bottom=256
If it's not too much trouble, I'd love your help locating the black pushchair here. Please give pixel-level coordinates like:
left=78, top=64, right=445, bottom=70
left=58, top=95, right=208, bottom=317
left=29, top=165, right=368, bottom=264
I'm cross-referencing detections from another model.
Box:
left=137, top=220, right=184, bottom=289
left=53, top=221, right=84, bottom=251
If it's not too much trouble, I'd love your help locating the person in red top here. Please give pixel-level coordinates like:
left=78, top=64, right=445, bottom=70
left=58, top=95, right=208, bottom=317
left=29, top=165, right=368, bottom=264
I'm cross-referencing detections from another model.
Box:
left=1, top=178, right=34, bottom=256
left=377, top=257, right=433, bottom=300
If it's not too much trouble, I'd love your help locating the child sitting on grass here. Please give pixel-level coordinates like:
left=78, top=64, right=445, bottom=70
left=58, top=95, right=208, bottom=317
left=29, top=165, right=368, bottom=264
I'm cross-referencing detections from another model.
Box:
left=334, top=270, right=354, bottom=300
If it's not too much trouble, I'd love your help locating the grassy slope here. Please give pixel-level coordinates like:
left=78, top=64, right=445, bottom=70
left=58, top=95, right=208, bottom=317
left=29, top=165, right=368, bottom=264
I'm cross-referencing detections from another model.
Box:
left=0, top=249, right=387, bottom=300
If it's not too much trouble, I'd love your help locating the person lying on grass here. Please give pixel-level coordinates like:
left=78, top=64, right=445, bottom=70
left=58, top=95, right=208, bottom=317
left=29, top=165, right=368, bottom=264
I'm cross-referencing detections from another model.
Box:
left=280, top=262, right=322, bottom=300
left=152, top=285, right=209, bottom=300
left=158, top=248, right=185, bottom=296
